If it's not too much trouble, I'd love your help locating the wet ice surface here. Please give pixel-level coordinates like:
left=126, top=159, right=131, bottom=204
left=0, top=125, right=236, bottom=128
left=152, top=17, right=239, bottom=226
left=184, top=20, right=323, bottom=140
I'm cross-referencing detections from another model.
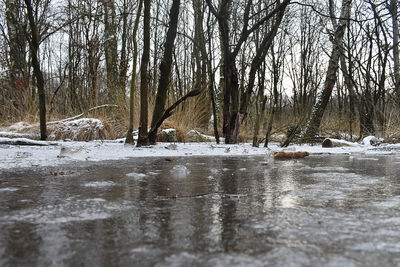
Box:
left=0, top=155, right=400, bottom=266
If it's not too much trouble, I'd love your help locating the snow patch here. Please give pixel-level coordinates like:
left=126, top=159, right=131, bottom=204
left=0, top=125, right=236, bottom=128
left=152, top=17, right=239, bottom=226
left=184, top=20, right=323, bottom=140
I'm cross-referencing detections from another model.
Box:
left=187, top=130, right=216, bottom=142
left=48, top=118, right=113, bottom=141
left=4, top=122, right=32, bottom=132
left=2, top=138, right=400, bottom=170
left=58, top=145, right=90, bottom=159
left=362, top=136, right=382, bottom=146
left=162, top=128, right=176, bottom=134
left=0, top=131, right=39, bottom=139
left=0, top=137, right=51, bottom=146
left=324, top=138, right=359, bottom=147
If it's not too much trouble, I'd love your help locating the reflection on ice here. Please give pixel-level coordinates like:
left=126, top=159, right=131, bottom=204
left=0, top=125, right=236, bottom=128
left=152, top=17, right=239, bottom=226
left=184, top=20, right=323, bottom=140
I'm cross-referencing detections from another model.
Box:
left=297, top=166, right=350, bottom=172
left=126, top=172, right=147, bottom=180
left=0, top=198, right=132, bottom=224
left=170, top=165, right=191, bottom=179
left=83, top=181, right=116, bottom=187
left=356, top=157, right=379, bottom=161
left=210, top=168, right=219, bottom=174
left=0, top=187, right=18, bottom=192
left=1, top=154, right=400, bottom=266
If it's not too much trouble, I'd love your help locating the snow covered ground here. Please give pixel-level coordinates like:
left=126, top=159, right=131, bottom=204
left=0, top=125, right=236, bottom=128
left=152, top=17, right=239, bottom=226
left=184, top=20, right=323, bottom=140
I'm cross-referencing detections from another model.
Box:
left=1, top=136, right=400, bottom=170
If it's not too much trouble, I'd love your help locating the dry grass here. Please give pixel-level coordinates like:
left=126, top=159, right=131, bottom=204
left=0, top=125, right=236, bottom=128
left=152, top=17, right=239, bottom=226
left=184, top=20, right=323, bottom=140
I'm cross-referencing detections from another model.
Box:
left=3, top=88, right=400, bottom=144
left=382, top=106, right=400, bottom=143
left=47, top=118, right=115, bottom=141
left=320, top=113, right=360, bottom=140
left=170, top=93, right=212, bottom=131
left=158, top=119, right=188, bottom=142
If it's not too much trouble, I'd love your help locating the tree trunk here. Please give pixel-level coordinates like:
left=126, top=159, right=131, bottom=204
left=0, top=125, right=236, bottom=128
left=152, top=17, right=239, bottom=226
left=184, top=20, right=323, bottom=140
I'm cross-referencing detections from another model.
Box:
left=119, top=0, right=130, bottom=91
left=239, top=2, right=288, bottom=116
left=6, top=0, right=28, bottom=114
left=340, top=49, right=357, bottom=139
left=252, top=70, right=267, bottom=147
left=359, top=98, right=375, bottom=137
left=390, top=0, right=400, bottom=101
left=195, top=0, right=219, bottom=142
left=206, top=11, right=220, bottom=143
left=193, top=0, right=211, bottom=128
left=102, top=0, right=121, bottom=103
left=148, top=89, right=201, bottom=142
left=137, top=0, right=151, bottom=147
left=301, top=0, right=352, bottom=142
left=206, top=0, right=290, bottom=144
left=126, top=0, right=143, bottom=144
left=265, top=45, right=281, bottom=147
left=25, top=0, right=47, bottom=140
left=149, top=0, right=181, bottom=144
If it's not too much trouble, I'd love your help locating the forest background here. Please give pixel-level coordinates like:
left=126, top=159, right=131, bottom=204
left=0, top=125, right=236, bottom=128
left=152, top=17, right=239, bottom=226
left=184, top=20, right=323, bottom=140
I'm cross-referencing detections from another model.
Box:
left=1, top=0, right=399, bottom=147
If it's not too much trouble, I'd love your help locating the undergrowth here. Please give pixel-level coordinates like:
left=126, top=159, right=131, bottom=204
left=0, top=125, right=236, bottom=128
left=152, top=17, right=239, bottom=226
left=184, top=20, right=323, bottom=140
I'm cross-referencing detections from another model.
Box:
left=2, top=93, right=400, bottom=144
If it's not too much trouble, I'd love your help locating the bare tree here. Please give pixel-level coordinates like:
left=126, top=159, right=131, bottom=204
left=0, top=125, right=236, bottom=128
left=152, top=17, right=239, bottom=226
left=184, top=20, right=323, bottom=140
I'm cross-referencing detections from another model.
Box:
left=24, top=0, right=47, bottom=140
left=5, top=0, right=28, bottom=115
left=389, top=0, right=400, bottom=101
left=126, top=0, right=143, bottom=144
left=301, top=0, right=352, bottom=141
left=148, top=0, right=181, bottom=144
left=206, top=0, right=290, bottom=144
left=137, top=0, right=151, bottom=147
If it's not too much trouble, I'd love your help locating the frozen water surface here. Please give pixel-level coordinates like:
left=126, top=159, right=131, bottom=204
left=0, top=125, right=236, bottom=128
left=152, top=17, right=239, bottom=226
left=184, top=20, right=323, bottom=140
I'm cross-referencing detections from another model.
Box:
left=126, top=172, right=148, bottom=180
left=83, top=181, right=117, bottom=187
left=170, top=165, right=191, bottom=179
left=0, top=154, right=400, bottom=266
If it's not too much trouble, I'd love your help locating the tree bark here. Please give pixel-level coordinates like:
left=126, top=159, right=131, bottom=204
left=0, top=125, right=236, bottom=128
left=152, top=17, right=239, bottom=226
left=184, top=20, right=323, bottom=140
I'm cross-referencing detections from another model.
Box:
left=389, top=0, right=400, bottom=102
left=252, top=70, right=267, bottom=147
left=206, top=10, right=220, bottom=143
left=149, top=0, right=181, bottom=144
left=101, top=0, right=121, bottom=103
left=6, top=0, right=28, bottom=113
left=301, top=0, right=352, bottom=142
left=24, top=0, right=47, bottom=140
left=137, top=0, right=151, bottom=147
left=147, top=89, right=201, bottom=142
left=264, top=45, right=282, bottom=147
left=119, top=0, right=130, bottom=90
left=239, top=2, right=288, bottom=117
left=126, top=0, right=143, bottom=144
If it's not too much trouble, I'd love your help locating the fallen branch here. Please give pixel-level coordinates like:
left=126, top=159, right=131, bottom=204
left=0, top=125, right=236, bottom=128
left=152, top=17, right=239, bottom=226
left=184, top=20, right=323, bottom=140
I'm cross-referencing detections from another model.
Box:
left=47, top=104, right=119, bottom=125
left=147, top=89, right=201, bottom=143
left=0, top=132, right=39, bottom=139
left=322, top=138, right=359, bottom=148
left=0, top=137, right=51, bottom=146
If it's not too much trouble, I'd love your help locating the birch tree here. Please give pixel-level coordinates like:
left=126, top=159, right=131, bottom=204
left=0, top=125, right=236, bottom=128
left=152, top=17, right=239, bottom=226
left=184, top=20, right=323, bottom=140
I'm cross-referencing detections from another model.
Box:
left=301, top=0, right=352, bottom=141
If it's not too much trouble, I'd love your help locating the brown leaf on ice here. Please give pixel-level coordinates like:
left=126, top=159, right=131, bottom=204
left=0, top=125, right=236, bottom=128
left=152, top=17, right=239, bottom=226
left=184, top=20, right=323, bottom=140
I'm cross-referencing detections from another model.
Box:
left=50, top=169, right=74, bottom=176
